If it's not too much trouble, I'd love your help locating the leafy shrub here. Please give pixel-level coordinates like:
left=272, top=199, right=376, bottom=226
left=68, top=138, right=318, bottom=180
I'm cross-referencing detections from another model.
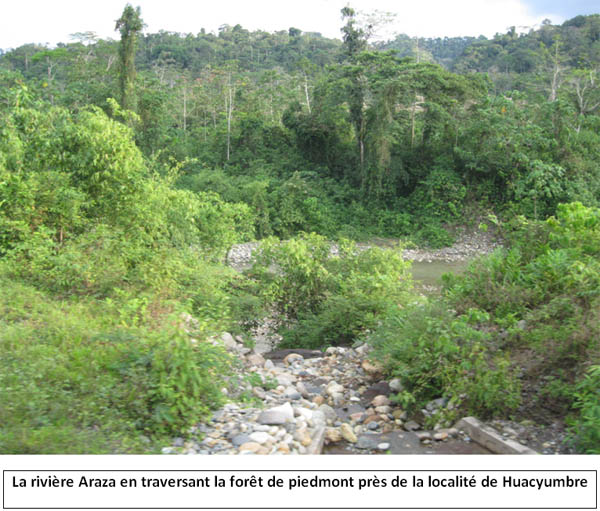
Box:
left=569, top=366, right=600, bottom=454
left=410, top=167, right=466, bottom=221
left=414, top=222, right=455, bottom=248
left=367, top=301, right=520, bottom=417
left=442, top=202, right=600, bottom=450
left=251, top=234, right=412, bottom=348
left=0, top=277, right=230, bottom=453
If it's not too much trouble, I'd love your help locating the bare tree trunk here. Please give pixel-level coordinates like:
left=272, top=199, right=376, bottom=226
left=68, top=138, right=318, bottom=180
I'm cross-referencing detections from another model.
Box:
left=549, top=44, right=561, bottom=102
left=204, top=111, right=208, bottom=142
left=182, top=84, right=187, bottom=132
left=411, top=100, right=416, bottom=148
left=106, top=55, right=115, bottom=72
left=226, top=73, right=235, bottom=161
left=415, top=37, right=420, bottom=63
left=303, top=73, right=311, bottom=114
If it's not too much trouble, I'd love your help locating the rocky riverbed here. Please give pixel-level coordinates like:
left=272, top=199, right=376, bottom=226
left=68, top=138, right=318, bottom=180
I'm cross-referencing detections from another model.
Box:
left=162, top=335, right=488, bottom=455
left=163, top=328, right=571, bottom=455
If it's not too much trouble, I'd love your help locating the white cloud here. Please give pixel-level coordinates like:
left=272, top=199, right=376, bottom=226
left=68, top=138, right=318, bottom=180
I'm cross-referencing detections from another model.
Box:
left=0, top=0, right=567, bottom=50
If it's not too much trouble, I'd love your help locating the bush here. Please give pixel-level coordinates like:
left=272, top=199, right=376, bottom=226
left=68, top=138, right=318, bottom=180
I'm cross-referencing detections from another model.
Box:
left=0, top=277, right=231, bottom=453
left=367, top=301, right=520, bottom=418
left=442, top=202, right=600, bottom=449
left=414, top=222, right=455, bottom=248
left=569, top=366, right=600, bottom=454
left=251, top=234, right=413, bottom=348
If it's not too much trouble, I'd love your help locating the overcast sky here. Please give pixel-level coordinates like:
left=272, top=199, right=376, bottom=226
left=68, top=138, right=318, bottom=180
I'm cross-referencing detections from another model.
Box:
left=1, top=0, right=598, bottom=50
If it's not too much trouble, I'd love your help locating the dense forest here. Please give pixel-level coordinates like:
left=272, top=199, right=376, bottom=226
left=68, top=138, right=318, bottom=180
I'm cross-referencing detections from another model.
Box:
left=0, top=5, right=598, bottom=454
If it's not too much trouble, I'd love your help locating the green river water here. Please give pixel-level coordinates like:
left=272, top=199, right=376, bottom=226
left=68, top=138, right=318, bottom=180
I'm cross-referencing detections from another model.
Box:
left=410, top=260, right=469, bottom=288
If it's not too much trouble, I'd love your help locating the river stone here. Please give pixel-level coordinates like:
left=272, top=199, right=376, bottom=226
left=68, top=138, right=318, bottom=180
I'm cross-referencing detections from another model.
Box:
left=311, top=410, right=326, bottom=427
left=331, top=392, right=344, bottom=407
left=389, top=378, right=403, bottom=392
left=356, top=435, right=379, bottom=450
left=363, top=414, right=380, bottom=425
left=238, top=442, right=263, bottom=453
left=295, top=407, right=314, bottom=421
left=294, top=428, right=312, bottom=447
left=317, top=404, right=337, bottom=423
left=252, top=387, right=266, bottom=399
left=276, top=442, right=291, bottom=454
left=247, top=353, right=265, bottom=367
left=374, top=405, right=392, bottom=414
left=264, top=359, right=275, bottom=370
left=350, top=412, right=365, bottom=423
left=277, top=374, right=294, bottom=386
left=258, top=403, right=294, bottom=425
left=325, top=428, right=343, bottom=443
left=361, top=382, right=391, bottom=404
left=327, top=382, right=344, bottom=395
left=340, top=423, right=357, bottom=443
left=393, top=409, right=408, bottom=421
left=296, top=381, right=310, bottom=398
left=221, top=332, right=237, bottom=350
left=284, top=387, right=302, bottom=400
left=416, top=431, right=432, bottom=441
left=355, top=343, right=370, bottom=356
left=404, top=420, right=421, bottom=431
left=250, top=432, right=273, bottom=444
left=377, top=442, right=390, bottom=451
left=283, top=353, right=304, bottom=365
left=426, top=397, right=449, bottom=412
left=231, top=434, right=252, bottom=447
left=371, top=395, right=390, bottom=407
left=361, top=359, right=383, bottom=378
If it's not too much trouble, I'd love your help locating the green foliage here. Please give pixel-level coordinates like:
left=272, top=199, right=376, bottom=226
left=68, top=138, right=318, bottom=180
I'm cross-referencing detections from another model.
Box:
left=367, top=301, right=520, bottom=417
left=411, top=166, right=466, bottom=221
left=414, top=223, right=455, bottom=249
left=251, top=234, right=412, bottom=348
left=443, top=202, right=599, bottom=450
left=0, top=97, right=256, bottom=453
left=569, top=365, right=600, bottom=454
left=0, top=278, right=230, bottom=453
left=2, top=8, right=600, bottom=455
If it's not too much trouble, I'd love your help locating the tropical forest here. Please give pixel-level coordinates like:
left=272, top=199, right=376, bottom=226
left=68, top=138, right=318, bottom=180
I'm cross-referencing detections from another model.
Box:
left=1, top=4, right=599, bottom=455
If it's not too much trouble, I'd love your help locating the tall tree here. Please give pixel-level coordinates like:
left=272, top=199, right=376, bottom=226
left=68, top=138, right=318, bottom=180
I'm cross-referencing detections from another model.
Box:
left=341, top=7, right=368, bottom=182
left=115, top=4, right=143, bottom=112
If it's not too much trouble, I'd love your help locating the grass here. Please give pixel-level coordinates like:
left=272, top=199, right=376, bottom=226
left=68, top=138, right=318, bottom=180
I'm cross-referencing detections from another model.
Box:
left=0, top=276, right=228, bottom=454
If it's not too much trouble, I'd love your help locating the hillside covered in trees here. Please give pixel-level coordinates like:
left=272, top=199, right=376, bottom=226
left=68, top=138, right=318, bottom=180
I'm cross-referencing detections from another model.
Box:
left=0, top=6, right=598, bottom=454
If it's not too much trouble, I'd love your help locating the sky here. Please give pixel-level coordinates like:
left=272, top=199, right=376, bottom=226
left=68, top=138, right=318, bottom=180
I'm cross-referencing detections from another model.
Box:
left=1, top=0, right=599, bottom=50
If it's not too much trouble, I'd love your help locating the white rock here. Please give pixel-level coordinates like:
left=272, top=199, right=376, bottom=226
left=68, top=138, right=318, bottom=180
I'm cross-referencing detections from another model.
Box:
left=327, top=383, right=344, bottom=395
left=249, top=432, right=273, bottom=444
left=221, top=332, right=237, bottom=350
left=296, top=407, right=314, bottom=421
left=257, top=402, right=295, bottom=425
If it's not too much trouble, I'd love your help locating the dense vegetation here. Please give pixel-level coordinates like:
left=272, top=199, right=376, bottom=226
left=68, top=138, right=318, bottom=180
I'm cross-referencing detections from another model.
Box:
left=0, top=6, right=598, bottom=453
